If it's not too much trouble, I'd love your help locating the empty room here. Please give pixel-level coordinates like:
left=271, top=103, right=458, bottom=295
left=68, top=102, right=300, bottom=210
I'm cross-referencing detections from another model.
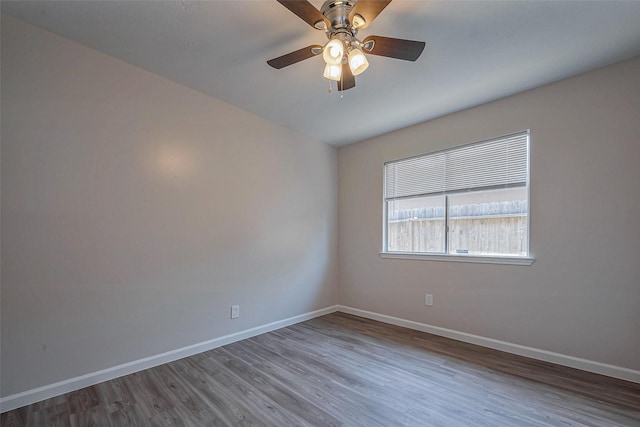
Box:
left=1, top=1, right=639, bottom=426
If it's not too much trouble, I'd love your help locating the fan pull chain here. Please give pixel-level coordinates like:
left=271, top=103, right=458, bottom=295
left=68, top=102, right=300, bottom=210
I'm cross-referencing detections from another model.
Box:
left=328, top=81, right=332, bottom=93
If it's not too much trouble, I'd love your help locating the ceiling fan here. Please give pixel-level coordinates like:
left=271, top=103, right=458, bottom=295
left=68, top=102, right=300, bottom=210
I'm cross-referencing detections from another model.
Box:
left=267, top=0, right=426, bottom=91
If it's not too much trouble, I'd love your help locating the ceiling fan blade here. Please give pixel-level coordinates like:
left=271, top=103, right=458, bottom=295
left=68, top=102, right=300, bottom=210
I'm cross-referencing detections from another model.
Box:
left=362, top=35, right=425, bottom=61
left=276, top=0, right=329, bottom=29
left=350, top=0, right=392, bottom=29
left=267, top=45, right=323, bottom=69
left=337, top=63, right=355, bottom=91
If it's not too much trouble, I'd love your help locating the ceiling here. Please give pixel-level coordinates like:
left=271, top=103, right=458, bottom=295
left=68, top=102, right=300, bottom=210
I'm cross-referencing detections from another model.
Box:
left=3, top=1, right=640, bottom=147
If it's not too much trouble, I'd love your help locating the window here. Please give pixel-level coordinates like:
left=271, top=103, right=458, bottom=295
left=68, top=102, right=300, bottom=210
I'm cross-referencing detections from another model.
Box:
left=383, top=131, right=530, bottom=262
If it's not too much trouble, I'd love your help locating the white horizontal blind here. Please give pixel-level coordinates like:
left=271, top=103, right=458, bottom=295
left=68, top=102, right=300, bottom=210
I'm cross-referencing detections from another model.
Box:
left=385, top=131, right=529, bottom=200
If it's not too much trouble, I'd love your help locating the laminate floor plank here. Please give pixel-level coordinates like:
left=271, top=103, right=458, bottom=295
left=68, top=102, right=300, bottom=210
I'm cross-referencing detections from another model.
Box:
left=2, top=312, right=639, bottom=426
left=306, top=315, right=640, bottom=426
left=319, top=314, right=640, bottom=412
left=250, top=332, right=426, bottom=425
left=213, top=346, right=341, bottom=426
left=192, top=352, right=315, bottom=426
left=236, top=335, right=426, bottom=427
left=278, top=322, right=542, bottom=426
left=172, top=357, right=269, bottom=426
left=233, top=337, right=395, bottom=427
left=282, top=322, right=543, bottom=423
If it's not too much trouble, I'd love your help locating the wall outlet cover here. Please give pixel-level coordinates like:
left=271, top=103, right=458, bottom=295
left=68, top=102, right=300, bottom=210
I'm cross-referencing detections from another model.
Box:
left=231, top=305, right=240, bottom=319
left=425, top=294, right=433, bottom=306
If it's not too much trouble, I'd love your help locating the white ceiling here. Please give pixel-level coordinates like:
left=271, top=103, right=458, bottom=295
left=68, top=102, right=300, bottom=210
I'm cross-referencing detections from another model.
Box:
left=3, top=0, right=640, bottom=146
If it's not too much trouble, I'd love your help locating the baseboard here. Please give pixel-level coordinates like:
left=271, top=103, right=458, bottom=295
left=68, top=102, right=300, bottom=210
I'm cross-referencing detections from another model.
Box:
left=5, top=304, right=637, bottom=413
left=0, top=305, right=340, bottom=413
left=337, top=305, right=640, bottom=384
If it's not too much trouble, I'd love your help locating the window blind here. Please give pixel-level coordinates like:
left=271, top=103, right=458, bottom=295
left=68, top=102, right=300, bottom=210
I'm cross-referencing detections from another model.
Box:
left=385, top=131, right=529, bottom=200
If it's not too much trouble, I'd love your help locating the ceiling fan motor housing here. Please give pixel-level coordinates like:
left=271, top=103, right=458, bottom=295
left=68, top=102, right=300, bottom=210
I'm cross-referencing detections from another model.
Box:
left=318, top=0, right=364, bottom=54
left=320, top=0, right=357, bottom=31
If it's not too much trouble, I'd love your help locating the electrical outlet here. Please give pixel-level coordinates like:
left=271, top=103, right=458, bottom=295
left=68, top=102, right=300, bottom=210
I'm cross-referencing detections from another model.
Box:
left=425, top=294, right=433, bottom=306
left=231, top=305, right=240, bottom=319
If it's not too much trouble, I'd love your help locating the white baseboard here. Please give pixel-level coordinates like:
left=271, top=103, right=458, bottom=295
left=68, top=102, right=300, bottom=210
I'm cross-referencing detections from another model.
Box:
left=337, top=305, right=640, bottom=384
left=0, top=305, right=340, bottom=413
left=4, top=304, right=638, bottom=413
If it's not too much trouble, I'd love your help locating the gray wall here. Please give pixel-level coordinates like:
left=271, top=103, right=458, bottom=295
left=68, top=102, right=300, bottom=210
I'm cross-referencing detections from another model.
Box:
left=1, top=16, right=338, bottom=397
left=338, top=56, right=640, bottom=371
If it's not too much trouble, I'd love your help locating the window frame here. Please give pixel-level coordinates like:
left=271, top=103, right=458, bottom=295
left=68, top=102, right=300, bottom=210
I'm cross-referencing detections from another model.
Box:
left=381, top=131, right=534, bottom=265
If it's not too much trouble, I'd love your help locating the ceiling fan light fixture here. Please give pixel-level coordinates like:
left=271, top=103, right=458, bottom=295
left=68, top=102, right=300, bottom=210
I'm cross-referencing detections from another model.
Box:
left=348, top=47, right=369, bottom=76
left=323, top=63, right=342, bottom=81
left=323, top=38, right=344, bottom=65
left=268, top=0, right=426, bottom=92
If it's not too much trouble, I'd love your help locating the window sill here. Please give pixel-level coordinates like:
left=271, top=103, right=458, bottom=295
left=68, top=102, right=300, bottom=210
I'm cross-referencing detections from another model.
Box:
left=379, top=252, right=535, bottom=266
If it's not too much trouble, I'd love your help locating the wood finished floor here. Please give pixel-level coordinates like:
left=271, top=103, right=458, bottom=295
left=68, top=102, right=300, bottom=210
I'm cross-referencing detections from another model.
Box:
left=2, top=312, right=640, bottom=426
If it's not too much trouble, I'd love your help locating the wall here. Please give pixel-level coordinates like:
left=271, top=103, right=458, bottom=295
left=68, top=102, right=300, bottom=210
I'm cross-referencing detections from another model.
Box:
left=1, top=15, right=338, bottom=398
left=338, top=56, right=640, bottom=372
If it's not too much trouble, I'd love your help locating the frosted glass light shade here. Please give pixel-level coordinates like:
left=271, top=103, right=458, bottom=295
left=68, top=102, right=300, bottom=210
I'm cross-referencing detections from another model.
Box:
left=323, top=63, right=342, bottom=81
left=323, top=39, right=344, bottom=66
left=348, top=48, right=369, bottom=76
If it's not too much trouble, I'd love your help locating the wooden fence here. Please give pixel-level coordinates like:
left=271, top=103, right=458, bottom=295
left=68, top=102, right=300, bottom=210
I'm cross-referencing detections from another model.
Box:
left=388, top=215, right=528, bottom=255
